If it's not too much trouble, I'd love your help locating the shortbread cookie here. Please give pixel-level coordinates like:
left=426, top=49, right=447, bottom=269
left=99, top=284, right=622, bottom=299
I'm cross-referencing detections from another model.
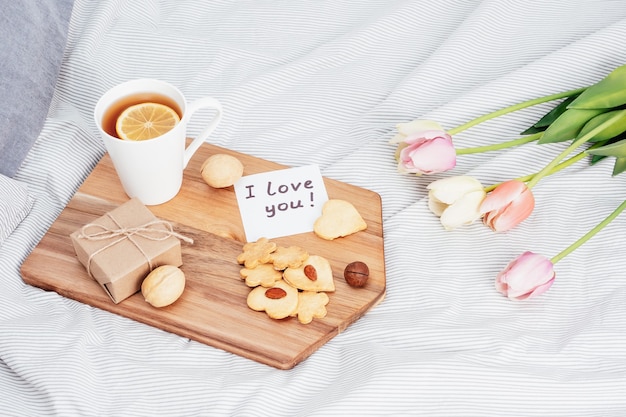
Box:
left=283, top=255, right=335, bottom=292
left=270, top=245, right=309, bottom=271
left=240, top=263, right=283, bottom=287
left=313, top=199, right=367, bottom=240
left=236, top=237, right=277, bottom=268
left=247, top=280, right=298, bottom=320
left=293, top=291, right=330, bottom=324
left=200, top=154, right=244, bottom=188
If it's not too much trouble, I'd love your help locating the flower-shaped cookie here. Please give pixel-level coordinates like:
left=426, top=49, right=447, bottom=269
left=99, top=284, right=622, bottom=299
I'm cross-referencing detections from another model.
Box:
left=247, top=280, right=298, bottom=319
left=270, top=245, right=309, bottom=271
left=240, top=263, right=283, bottom=287
left=293, top=291, right=330, bottom=324
left=236, top=237, right=277, bottom=268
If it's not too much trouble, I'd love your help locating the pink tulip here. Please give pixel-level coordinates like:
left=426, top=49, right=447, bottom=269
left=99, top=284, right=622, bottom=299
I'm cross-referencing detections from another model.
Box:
left=396, top=132, right=456, bottom=175
left=390, top=120, right=456, bottom=175
left=496, top=251, right=555, bottom=300
left=480, top=180, right=535, bottom=232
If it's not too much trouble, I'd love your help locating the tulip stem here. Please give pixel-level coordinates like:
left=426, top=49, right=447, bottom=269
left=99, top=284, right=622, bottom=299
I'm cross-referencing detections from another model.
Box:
left=456, top=132, right=542, bottom=155
left=483, top=140, right=610, bottom=192
left=526, top=112, right=624, bottom=189
left=551, top=199, right=626, bottom=264
left=447, top=87, right=587, bottom=136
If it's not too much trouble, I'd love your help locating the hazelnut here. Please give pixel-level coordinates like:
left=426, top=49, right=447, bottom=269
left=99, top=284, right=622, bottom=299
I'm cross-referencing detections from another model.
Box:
left=343, top=261, right=369, bottom=288
left=141, top=265, right=186, bottom=307
left=200, top=154, right=244, bottom=188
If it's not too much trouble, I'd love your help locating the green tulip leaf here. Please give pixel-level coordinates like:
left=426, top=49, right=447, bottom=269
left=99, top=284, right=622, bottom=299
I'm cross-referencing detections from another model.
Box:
left=569, top=64, right=626, bottom=109
left=538, top=108, right=605, bottom=144
left=612, top=157, right=626, bottom=176
left=589, top=154, right=606, bottom=165
left=520, top=94, right=581, bottom=135
left=577, top=109, right=626, bottom=142
left=587, top=137, right=626, bottom=158
left=521, top=125, right=545, bottom=135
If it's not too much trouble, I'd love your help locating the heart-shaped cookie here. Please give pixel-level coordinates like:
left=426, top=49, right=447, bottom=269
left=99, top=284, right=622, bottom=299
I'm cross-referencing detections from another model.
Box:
left=247, top=280, right=298, bottom=319
left=313, top=199, right=367, bottom=240
left=283, top=255, right=335, bottom=292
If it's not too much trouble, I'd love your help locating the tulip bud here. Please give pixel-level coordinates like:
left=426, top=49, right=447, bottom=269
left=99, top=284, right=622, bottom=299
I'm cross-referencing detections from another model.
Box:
left=390, top=120, right=456, bottom=175
left=427, top=176, right=486, bottom=230
left=496, top=251, right=555, bottom=300
left=480, top=180, right=535, bottom=232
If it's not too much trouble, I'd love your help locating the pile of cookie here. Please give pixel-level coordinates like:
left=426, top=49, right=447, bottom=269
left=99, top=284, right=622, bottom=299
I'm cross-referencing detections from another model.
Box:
left=237, top=238, right=335, bottom=324
left=198, top=153, right=371, bottom=324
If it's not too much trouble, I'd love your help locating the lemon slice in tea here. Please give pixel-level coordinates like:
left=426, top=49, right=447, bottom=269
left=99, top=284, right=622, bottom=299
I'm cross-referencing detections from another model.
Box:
left=115, top=102, right=180, bottom=141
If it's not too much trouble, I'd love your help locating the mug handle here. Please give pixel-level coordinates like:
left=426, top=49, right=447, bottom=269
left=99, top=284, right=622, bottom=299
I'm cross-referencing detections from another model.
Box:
left=182, top=97, right=223, bottom=168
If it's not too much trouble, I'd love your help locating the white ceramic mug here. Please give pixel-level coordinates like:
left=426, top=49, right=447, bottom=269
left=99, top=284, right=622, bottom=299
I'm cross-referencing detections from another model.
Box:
left=94, top=79, right=222, bottom=205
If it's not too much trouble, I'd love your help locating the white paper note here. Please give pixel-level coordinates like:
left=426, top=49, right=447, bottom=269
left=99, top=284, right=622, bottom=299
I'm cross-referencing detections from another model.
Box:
left=234, top=164, right=329, bottom=242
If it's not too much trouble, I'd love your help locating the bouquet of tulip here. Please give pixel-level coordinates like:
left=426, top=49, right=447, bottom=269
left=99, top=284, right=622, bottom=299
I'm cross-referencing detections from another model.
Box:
left=390, top=64, right=626, bottom=300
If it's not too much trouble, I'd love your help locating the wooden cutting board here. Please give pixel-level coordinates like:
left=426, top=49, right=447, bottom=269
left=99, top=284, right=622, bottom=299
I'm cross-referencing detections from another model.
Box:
left=21, top=143, right=385, bottom=369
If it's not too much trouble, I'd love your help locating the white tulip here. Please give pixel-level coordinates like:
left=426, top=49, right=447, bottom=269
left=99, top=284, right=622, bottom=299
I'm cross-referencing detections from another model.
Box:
left=427, top=176, right=486, bottom=230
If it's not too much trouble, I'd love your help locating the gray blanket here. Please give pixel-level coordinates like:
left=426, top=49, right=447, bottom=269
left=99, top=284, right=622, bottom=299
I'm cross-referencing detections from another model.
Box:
left=0, top=0, right=74, bottom=177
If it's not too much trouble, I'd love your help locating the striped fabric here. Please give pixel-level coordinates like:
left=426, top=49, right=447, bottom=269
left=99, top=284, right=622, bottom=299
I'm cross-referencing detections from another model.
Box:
left=2, top=0, right=626, bottom=415
left=0, top=175, right=33, bottom=245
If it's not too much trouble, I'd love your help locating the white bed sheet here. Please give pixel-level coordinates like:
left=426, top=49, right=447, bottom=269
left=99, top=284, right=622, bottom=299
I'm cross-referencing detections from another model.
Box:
left=3, top=0, right=626, bottom=415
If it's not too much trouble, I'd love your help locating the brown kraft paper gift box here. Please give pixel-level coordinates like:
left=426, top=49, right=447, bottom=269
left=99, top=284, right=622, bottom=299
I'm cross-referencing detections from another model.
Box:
left=70, top=197, right=184, bottom=304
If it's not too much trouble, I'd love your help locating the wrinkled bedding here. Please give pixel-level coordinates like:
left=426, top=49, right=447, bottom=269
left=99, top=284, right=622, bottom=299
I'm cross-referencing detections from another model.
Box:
left=0, top=0, right=75, bottom=177
left=2, top=1, right=626, bottom=415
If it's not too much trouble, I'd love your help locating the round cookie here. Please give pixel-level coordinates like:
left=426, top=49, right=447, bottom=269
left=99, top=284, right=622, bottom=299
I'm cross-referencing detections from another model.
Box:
left=201, top=154, right=244, bottom=188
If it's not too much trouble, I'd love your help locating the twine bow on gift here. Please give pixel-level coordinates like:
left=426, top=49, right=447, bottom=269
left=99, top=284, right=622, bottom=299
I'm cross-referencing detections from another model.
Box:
left=77, top=214, right=193, bottom=278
